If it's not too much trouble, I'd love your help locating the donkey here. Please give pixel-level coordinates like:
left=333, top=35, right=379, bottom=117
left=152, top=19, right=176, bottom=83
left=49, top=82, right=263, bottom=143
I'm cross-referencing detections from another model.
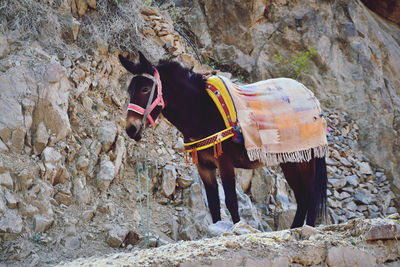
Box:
left=119, top=52, right=327, bottom=228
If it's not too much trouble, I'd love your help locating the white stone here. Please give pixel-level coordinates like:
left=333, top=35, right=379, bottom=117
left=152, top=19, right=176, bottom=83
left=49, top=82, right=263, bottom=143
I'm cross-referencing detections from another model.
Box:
left=0, top=209, right=23, bottom=234
left=33, top=122, right=49, bottom=154
left=97, top=157, right=115, bottom=191
left=161, top=164, right=177, bottom=198
left=42, top=147, right=62, bottom=164
left=359, top=162, right=373, bottom=175
left=0, top=172, right=13, bottom=190
left=97, top=121, right=117, bottom=152
left=33, top=214, right=53, bottom=233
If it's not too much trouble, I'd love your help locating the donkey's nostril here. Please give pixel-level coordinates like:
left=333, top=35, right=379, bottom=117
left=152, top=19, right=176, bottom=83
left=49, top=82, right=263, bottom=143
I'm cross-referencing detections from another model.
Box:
left=126, top=125, right=138, bottom=139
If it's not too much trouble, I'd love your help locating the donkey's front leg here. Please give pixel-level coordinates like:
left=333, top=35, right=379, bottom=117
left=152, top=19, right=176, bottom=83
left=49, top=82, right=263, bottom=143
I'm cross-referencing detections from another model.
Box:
left=197, top=163, right=221, bottom=223
left=218, top=156, right=240, bottom=223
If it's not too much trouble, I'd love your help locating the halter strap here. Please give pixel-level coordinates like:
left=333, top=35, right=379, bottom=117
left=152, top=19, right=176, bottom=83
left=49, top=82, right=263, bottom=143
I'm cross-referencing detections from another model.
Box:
left=127, top=68, right=164, bottom=135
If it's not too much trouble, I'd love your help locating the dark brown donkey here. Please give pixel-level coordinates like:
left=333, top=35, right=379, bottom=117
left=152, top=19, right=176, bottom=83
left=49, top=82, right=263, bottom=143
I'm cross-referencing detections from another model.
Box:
left=119, top=52, right=327, bottom=228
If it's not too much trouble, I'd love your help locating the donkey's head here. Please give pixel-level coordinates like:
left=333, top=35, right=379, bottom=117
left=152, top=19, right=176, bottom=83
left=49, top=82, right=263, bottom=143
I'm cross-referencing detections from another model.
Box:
left=119, top=52, right=164, bottom=141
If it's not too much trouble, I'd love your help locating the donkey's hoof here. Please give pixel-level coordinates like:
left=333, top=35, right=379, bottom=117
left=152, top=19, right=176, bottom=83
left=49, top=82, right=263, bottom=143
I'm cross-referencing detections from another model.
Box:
left=207, top=221, right=234, bottom=237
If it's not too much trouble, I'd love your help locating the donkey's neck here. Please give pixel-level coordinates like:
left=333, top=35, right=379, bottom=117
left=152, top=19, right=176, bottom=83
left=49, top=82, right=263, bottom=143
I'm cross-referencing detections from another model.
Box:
left=157, top=64, right=225, bottom=141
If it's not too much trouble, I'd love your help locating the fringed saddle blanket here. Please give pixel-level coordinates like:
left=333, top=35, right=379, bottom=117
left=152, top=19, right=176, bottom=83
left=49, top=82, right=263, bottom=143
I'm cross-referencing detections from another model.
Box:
left=213, top=76, right=328, bottom=166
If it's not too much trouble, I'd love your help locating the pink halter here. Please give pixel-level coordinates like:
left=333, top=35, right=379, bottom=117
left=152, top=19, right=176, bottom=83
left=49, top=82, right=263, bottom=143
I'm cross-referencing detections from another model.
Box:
left=127, top=68, right=164, bottom=127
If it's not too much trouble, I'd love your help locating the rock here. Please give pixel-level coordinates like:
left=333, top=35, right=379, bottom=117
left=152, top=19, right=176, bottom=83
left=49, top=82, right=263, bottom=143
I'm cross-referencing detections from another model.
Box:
left=354, top=190, right=373, bottom=205
left=387, top=207, right=398, bottom=215
left=250, top=168, right=274, bottom=203
left=113, top=136, right=126, bottom=176
left=361, top=0, right=400, bottom=25
left=96, top=156, right=115, bottom=191
left=0, top=172, right=13, bottom=190
left=226, top=221, right=260, bottom=236
left=54, top=191, right=72, bottom=206
left=207, top=221, right=233, bottom=237
left=42, top=147, right=62, bottom=164
left=185, top=182, right=206, bottom=210
left=0, top=209, right=23, bottom=234
left=173, top=137, right=184, bottom=151
left=0, top=35, right=9, bottom=59
left=60, top=14, right=81, bottom=41
left=177, top=176, right=194, bottom=189
left=33, top=214, right=53, bottom=233
left=326, top=247, right=377, bottom=267
left=0, top=138, right=8, bottom=151
left=19, top=203, right=39, bottom=218
left=33, top=122, right=49, bottom=154
left=17, top=169, right=35, bottom=192
left=364, top=220, right=400, bottom=241
left=106, top=226, right=129, bottom=248
left=125, top=230, right=140, bottom=246
left=76, top=156, right=89, bottom=171
left=97, top=121, right=117, bottom=152
left=276, top=205, right=297, bottom=230
left=0, top=195, right=6, bottom=214
left=81, top=96, right=93, bottom=110
left=346, top=201, right=358, bottom=211
left=80, top=208, right=96, bottom=222
left=73, top=175, right=90, bottom=204
left=300, top=225, right=319, bottom=239
left=64, top=236, right=81, bottom=250
left=237, top=169, right=253, bottom=193
left=161, top=164, right=177, bottom=198
left=329, top=178, right=346, bottom=189
left=292, top=246, right=325, bottom=266
left=340, top=157, right=353, bottom=167
left=5, top=190, right=18, bottom=209
left=359, top=162, right=373, bottom=175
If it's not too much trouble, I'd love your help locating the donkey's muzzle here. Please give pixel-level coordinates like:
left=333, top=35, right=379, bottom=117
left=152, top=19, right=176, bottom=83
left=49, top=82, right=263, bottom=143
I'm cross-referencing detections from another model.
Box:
left=126, top=125, right=142, bottom=141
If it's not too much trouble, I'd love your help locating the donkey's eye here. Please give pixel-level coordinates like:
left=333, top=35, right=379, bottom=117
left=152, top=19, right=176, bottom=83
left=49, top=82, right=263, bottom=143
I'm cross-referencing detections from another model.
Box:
left=142, top=87, right=151, bottom=93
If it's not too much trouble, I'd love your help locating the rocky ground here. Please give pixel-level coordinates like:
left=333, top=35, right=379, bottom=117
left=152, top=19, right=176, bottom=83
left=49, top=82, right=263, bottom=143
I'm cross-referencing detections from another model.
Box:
left=0, top=0, right=399, bottom=266
left=56, top=216, right=400, bottom=266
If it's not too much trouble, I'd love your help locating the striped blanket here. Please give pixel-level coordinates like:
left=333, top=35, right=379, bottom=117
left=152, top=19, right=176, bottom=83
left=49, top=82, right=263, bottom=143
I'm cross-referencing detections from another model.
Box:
left=219, top=76, right=328, bottom=166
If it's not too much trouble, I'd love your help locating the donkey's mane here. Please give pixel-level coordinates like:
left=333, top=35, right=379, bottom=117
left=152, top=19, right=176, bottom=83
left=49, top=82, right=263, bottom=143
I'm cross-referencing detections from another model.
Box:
left=157, top=60, right=206, bottom=93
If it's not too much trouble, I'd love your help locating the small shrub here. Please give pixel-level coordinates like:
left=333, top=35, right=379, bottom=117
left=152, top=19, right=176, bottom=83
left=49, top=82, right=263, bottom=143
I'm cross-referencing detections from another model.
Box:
left=274, top=47, right=316, bottom=80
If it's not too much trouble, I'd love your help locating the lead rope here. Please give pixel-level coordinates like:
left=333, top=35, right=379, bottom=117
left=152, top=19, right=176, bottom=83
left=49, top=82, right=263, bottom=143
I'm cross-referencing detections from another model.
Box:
left=137, top=151, right=151, bottom=248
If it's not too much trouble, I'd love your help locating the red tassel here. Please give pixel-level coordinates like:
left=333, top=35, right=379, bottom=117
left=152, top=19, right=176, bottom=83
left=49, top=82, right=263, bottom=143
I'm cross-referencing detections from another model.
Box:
left=192, top=148, right=198, bottom=164
left=217, top=140, right=223, bottom=156
left=213, top=142, right=218, bottom=158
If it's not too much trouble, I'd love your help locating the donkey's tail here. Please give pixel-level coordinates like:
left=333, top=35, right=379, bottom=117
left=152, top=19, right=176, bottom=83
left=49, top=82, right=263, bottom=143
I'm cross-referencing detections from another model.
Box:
left=315, top=157, right=327, bottom=219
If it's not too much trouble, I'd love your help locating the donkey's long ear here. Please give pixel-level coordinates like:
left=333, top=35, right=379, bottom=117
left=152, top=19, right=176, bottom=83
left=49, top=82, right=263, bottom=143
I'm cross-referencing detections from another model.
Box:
left=138, top=51, right=154, bottom=74
left=119, top=54, right=138, bottom=74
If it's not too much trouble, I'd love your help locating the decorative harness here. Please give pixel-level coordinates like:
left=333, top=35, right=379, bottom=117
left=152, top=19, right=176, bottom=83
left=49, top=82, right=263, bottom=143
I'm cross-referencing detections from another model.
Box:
left=127, top=71, right=240, bottom=165
left=127, top=68, right=164, bottom=136
left=183, top=76, right=242, bottom=164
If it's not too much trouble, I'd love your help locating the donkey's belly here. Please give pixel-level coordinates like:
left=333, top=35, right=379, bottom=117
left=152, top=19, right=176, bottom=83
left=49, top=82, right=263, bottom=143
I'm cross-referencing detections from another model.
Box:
left=230, top=142, right=264, bottom=169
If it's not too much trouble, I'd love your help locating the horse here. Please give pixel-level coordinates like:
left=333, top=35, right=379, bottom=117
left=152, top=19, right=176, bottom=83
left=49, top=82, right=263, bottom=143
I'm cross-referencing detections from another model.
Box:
left=119, top=51, right=327, bottom=229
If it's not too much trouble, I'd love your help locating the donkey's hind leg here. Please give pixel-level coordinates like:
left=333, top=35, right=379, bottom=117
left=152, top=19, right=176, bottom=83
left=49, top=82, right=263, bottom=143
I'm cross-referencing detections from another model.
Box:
left=297, top=158, right=317, bottom=226
left=197, top=163, right=221, bottom=223
left=280, top=162, right=308, bottom=228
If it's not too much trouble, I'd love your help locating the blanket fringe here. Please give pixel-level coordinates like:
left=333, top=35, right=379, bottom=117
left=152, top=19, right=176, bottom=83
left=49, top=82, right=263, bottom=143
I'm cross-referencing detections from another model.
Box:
left=247, top=145, right=328, bottom=166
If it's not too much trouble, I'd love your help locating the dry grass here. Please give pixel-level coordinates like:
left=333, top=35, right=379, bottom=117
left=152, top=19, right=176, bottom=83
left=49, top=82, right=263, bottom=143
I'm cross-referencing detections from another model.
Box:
left=0, top=0, right=145, bottom=54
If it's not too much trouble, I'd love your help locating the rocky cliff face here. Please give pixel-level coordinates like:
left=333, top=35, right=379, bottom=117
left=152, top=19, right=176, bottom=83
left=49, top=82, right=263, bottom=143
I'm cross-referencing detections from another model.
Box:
left=0, top=0, right=399, bottom=266
left=173, top=0, right=400, bottom=204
